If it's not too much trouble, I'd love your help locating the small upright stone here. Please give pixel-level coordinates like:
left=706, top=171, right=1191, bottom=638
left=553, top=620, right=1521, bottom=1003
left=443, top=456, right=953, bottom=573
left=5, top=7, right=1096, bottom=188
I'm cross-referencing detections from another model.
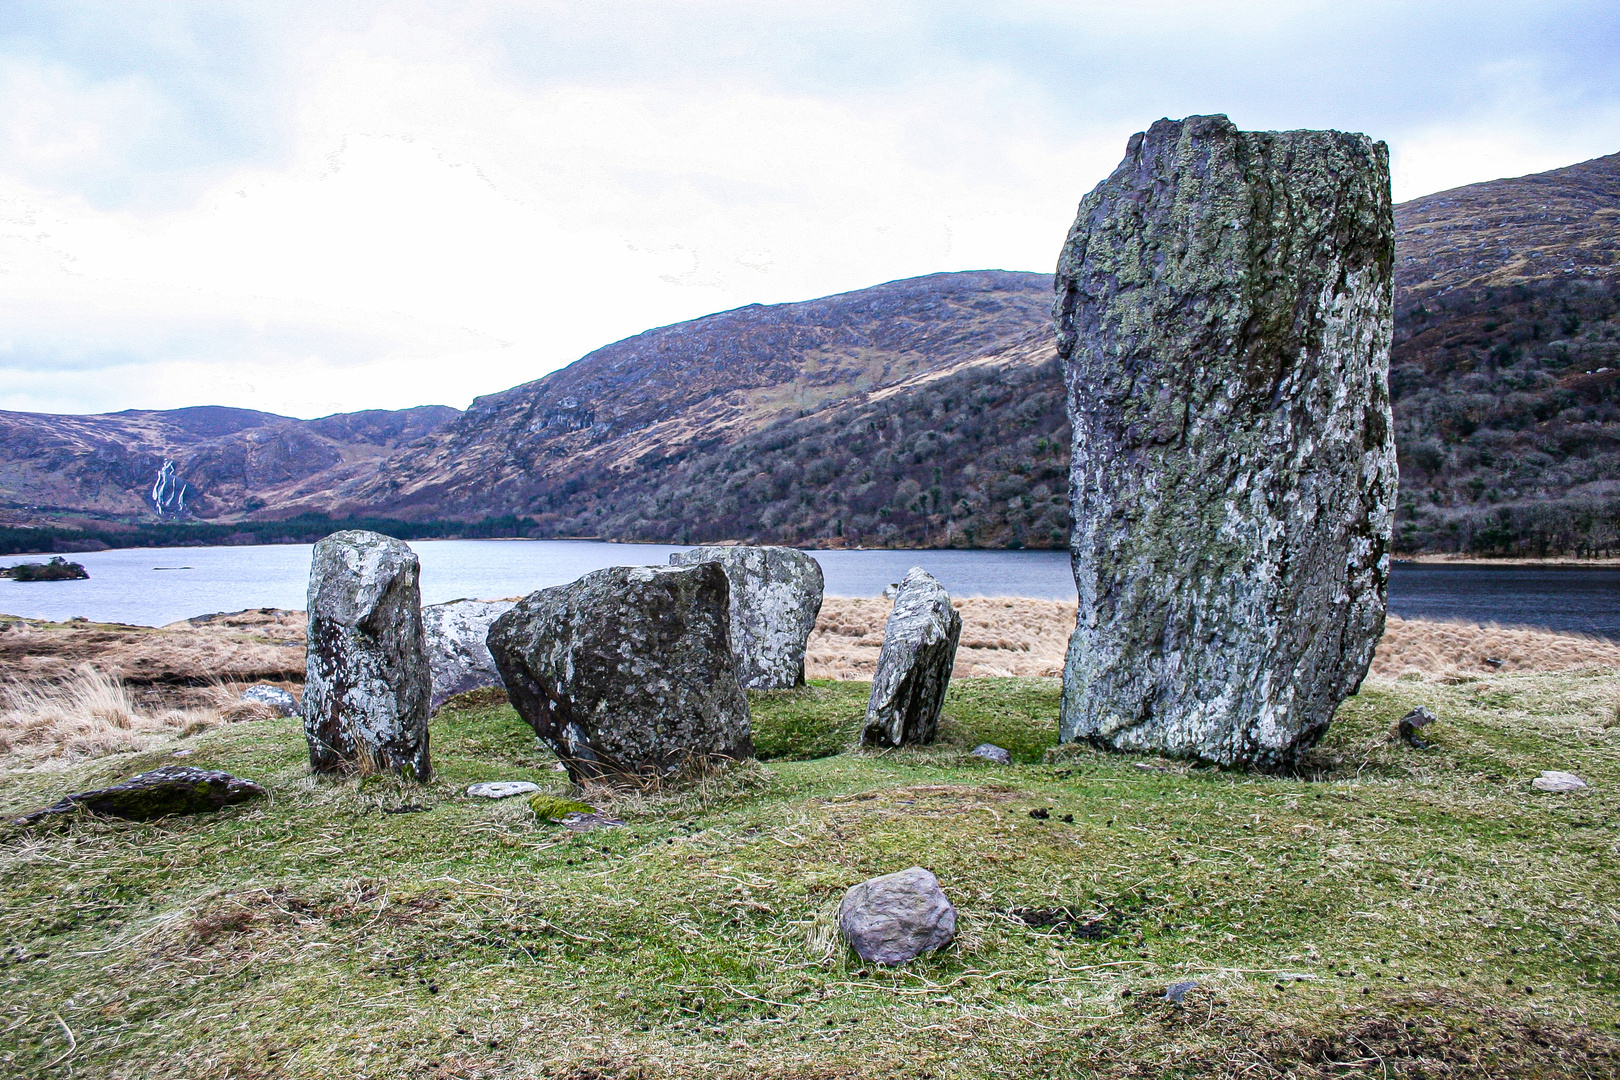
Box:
left=862, top=568, right=962, bottom=747
left=303, top=530, right=432, bottom=780
left=839, top=867, right=957, bottom=966
left=486, top=563, right=753, bottom=783
left=669, top=546, right=825, bottom=689
left=422, top=598, right=516, bottom=712
left=1056, top=115, right=1397, bottom=768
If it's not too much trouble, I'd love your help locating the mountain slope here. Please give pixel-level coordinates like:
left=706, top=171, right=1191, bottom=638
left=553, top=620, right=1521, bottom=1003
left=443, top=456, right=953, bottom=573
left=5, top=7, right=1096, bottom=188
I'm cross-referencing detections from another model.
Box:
left=0, top=405, right=459, bottom=524
left=300, top=270, right=1052, bottom=520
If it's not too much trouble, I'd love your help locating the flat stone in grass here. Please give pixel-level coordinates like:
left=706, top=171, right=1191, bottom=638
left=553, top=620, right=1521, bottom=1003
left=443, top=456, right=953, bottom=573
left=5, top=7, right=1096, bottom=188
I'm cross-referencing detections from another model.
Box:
left=668, top=545, right=824, bottom=689
left=839, top=866, right=957, bottom=966
left=240, top=684, right=298, bottom=717
left=1533, top=770, right=1587, bottom=793
left=303, top=530, right=433, bottom=781
left=487, top=563, right=753, bottom=784
left=466, top=781, right=541, bottom=799
left=971, top=743, right=1011, bottom=764
left=422, top=598, right=516, bottom=713
left=14, top=766, right=266, bottom=825
left=1056, top=114, right=1396, bottom=769
left=861, top=568, right=961, bottom=747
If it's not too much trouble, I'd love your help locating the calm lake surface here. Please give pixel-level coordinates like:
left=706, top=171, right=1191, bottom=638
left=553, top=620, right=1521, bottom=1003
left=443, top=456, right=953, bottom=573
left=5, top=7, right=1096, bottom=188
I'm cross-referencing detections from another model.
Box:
left=1, top=540, right=1615, bottom=639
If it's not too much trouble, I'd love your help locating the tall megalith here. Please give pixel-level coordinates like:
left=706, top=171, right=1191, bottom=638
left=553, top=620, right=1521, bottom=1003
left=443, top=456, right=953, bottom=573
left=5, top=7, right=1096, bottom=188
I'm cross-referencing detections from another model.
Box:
left=1055, top=114, right=1397, bottom=768
left=303, top=530, right=433, bottom=779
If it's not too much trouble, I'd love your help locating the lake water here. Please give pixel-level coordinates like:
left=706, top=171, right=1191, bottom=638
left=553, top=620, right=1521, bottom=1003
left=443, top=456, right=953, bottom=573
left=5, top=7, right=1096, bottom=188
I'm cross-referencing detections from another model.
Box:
left=1, top=540, right=1615, bottom=640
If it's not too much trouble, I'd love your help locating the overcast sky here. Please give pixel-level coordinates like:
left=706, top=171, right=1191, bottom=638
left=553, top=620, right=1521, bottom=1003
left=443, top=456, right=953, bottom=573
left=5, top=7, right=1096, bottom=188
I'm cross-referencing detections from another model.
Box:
left=2, top=1, right=1618, bottom=419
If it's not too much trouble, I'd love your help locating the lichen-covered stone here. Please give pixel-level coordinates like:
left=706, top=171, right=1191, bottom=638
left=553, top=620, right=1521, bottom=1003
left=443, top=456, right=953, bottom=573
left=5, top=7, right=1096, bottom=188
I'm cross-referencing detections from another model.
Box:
left=240, top=684, right=298, bottom=717
left=14, top=766, right=265, bottom=825
left=861, top=568, right=962, bottom=747
left=422, top=598, right=515, bottom=713
left=668, top=546, right=824, bottom=689
left=303, top=530, right=432, bottom=780
left=487, top=563, right=753, bottom=784
left=1055, top=114, right=1396, bottom=769
left=839, top=866, right=957, bottom=966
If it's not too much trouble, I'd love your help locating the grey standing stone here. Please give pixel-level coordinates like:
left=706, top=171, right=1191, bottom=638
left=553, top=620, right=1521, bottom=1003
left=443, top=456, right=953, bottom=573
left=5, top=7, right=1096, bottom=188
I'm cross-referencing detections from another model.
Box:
left=668, top=546, right=824, bottom=690
left=240, top=684, right=298, bottom=717
left=15, top=766, right=265, bottom=825
left=862, top=568, right=961, bottom=747
left=303, top=530, right=432, bottom=780
left=1055, top=114, right=1396, bottom=769
left=486, top=563, right=753, bottom=784
left=423, top=598, right=516, bottom=712
left=839, top=867, right=957, bottom=966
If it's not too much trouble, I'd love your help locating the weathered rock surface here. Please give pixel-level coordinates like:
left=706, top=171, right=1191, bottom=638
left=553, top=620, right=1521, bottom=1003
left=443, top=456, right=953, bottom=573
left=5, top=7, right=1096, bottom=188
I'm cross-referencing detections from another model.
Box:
left=466, top=781, right=541, bottom=799
left=839, top=867, right=957, bottom=966
left=971, top=743, right=1011, bottom=764
left=303, top=530, right=432, bottom=780
left=15, top=766, right=266, bottom=825
left=1398, top=706, right=1438, bottom=748
left=487, top=563, right=753, bottom=783
left=1055, top=114, right=1397, bottom=769
left=1533, top=770, right=1587, bottom=793
left=422, top=598, right=516, bottom=712
left=861, top=568, right=961, bottom=747
left=241, top=684, right=299, bottom=717
left=668, top=546, right=824, bottom=689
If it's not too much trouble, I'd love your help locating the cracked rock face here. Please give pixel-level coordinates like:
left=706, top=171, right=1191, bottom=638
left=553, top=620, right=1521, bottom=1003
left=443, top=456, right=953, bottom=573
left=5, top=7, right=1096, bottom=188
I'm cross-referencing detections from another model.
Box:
left=1054, top=114, right=1397, bottom=769
left=303, top=530, right=433, bottom=780
left=861, top=568, right=962, bottom=747
left=486, top=563, right=753, bottom=784
left=668, top=546, right=824, bottom=690
left=423, top=599, right=516, bottom=713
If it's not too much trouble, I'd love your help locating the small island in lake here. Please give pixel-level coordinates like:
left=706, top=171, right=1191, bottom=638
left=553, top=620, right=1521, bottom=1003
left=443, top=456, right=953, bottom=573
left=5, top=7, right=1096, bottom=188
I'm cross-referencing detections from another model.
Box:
left=0, top=556, right=89, bottom=582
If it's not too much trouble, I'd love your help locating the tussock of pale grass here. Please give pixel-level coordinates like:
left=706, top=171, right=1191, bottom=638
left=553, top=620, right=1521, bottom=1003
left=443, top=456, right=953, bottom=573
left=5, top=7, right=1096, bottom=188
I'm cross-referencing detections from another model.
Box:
left=0, top=665, right=226, bottom=765
left=809, top=600, right=1620, bottom=682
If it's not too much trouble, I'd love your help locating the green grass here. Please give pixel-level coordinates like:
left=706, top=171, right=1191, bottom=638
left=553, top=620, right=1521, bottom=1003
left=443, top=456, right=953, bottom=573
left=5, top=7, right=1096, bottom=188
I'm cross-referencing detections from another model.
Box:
left=3, top=672, right=1619, bottom=1078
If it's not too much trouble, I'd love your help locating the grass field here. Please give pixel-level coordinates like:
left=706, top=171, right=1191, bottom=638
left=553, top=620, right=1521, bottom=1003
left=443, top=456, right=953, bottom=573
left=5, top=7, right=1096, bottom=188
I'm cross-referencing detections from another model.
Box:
left=2, top=671, right=1618, bottom=1078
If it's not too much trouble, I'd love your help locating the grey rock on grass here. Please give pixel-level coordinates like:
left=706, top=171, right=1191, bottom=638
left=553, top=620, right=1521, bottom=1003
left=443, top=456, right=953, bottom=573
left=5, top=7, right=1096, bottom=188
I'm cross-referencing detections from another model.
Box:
left=15, top=766, right=266, bottom=825
left=1532, top=770, right=1587, bottom=793
left=669, top=546, right=824, bottom=689
left=839, top=866, right=957, bottom=966
left=303, top=530, right=432, bottom=780
left=240, top=684, right=298, bottom=717
left=487, top=563, right=753, bottom=784
left=422, top=598, right=516, bottom=713
left=1055, top=114, right=1396, bottom=769
left=862, top=568, right=961, bottom=747
left=465, top=781, right=541, bottom=799
left=971, top=743, right=1011, bottom=764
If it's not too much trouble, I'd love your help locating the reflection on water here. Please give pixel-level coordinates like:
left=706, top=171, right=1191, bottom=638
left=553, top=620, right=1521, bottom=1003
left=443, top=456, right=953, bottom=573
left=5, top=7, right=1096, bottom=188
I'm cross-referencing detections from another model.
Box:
left=0, top=541, right=1614, bottom=640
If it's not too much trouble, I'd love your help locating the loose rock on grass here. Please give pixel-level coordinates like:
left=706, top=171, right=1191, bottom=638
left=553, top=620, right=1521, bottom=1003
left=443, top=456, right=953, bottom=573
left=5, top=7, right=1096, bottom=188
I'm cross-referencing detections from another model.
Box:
left=1532, top=770, right=1588, bottom=793
left=839, top=866, right=957, bottom=966
left=14, top=765, right=266, bottom=825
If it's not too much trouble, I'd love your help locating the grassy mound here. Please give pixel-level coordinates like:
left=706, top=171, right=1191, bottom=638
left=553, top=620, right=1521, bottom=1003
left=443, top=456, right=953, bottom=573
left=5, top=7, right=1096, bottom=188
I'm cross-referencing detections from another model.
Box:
left=2, top=673, right=1618, bottom=1078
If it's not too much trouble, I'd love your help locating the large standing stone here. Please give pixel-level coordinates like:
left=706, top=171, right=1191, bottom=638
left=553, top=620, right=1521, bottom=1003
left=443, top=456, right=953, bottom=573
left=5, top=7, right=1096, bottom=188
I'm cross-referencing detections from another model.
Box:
left=486, top=563, right=753, bottom=783
left=839, top=867, right=957, bottom=966
left=861, top=568, right=962, bottom=747
left=668, top=546, right=824, bottom=689
left=303, top=530, right=432, bottom=780
left=422, top=599, right=516, bottom=712
left=1055, top=114, right=1396, bottom=769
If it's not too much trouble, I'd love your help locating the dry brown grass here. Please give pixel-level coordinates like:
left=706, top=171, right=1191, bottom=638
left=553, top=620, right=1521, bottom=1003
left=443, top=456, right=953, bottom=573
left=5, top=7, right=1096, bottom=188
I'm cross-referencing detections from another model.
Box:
left=808, top=597, right=1620, bottom=682
left=0, top=665, right=227, bottom=765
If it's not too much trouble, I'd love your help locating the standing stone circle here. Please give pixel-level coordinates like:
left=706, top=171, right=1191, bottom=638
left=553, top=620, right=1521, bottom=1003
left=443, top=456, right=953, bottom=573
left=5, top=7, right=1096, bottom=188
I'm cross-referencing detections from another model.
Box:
left=422, top=598, right=516, bottom=712
left=668, top=546, right=824, bottom=689
left=486, top=563, right=753, bottom=784
left=1055, top=114, right=1396, bottom=769
left=303, top=530, right=432, bottom=780
left=861, top=567, right=962, bottom=747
